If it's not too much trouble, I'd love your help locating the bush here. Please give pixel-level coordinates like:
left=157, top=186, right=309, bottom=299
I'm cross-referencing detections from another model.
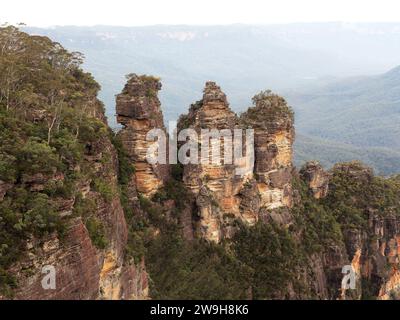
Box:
left=146, top=232, right=252, bottom=300
left=18, top=138, right=61, bottom=175
left=233, top=222, right=302, bottom=299
left=85, top=217, right=108, bottom=250
left=91, top=178, right=114, bottom=203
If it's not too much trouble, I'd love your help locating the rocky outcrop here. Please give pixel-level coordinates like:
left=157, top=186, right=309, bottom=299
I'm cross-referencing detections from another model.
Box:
left=240, top=91, right=295, bottom=210
left=299, top=161, right=330, bottom=199
left=335, top=210, right=400, bottom=300
left=5, top=58, right=400, bottom=300
left=178, top=84, right=295, bottom=242
left=116, top=74, right=169, bottom=197
left=318, top=163, right=400, bottom=300
left=4, top=97, right=149, bottom=301
left=178, top=82, right=250, bottom=242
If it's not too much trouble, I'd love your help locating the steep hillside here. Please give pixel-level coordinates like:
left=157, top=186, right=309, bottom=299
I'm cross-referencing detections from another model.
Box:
left=1, top=27, right=400, bottom=300
left=114, top=76, right=400, bottom=300
left=0, top=26, right=148, bottom=299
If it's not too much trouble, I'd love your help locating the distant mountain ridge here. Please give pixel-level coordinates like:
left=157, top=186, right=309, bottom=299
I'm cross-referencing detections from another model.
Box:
left=288, top=65, right=400, bottom=175
left=23, top=24, right=400, bottom=175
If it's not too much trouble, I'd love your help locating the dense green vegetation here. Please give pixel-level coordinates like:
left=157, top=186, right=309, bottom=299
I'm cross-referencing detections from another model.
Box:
left=291, top=175, right=344, bottom=254
left=142, top=200, right=304, bottom=299
left=141, top=161, right=400, bottom=299
left=233, top=222, right=304, bottom=299
left=240, top=90, right=294, bottom=129
left=147, top=232, right=253, bottom=300
left=0, top=26, right=111, bottom=295
left=324, top=162, right=400, bottom=229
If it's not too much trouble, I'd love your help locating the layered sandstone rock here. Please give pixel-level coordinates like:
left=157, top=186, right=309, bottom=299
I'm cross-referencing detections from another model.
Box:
left=299, top=161, right=330, bottom=199
left=240, top=90, right=295, bottom=210
left=178, top=82, right=247, bottom=242
left=178, top=84, right=295, bottom=242
left=6, top=100, right=149, bottom=301
left=116, top=74, right=169, bottom=197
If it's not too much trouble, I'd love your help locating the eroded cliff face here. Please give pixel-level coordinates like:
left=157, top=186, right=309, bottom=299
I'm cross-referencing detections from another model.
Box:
left=0, top=65, right=148, bottom=299
left=298, top=162, right=400, bottom=300
left=240, top=91, right=295, bottom=211
left=4, top=113, right=149, bottom=300
left=299, top=161, right=330, bottom=199
left=178, top=82, right=247, bottom=242
left=177, top=84, right=295, bottom=243
left=115, top=78, right=400, bottom=299
left=116, top=75, right=169, bottom=198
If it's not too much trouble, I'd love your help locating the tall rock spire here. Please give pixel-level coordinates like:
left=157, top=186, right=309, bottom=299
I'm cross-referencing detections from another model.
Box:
left=178, top=82, right=256, bottom=242
left=240, top=90, right=295, bottom=210
left=116, top=74, right=169, bottom=197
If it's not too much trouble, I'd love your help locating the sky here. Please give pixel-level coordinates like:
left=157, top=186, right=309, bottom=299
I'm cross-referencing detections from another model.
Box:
left=2, top=0, right=400, bottom=27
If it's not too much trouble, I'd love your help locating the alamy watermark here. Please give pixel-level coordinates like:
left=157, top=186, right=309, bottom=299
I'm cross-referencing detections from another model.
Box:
left=341, top=265, right=356, bottom=290
left=146, top=121, right=255, bottom=176
left=41, top=265, right=56, bottom=290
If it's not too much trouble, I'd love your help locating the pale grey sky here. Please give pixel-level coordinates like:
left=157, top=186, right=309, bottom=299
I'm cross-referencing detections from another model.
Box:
left=2, top=0, right=400, bottom=27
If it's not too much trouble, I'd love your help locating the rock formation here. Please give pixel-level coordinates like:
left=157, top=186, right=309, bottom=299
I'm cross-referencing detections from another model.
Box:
left=6, top=112, right=149, bottom=300
left=116, top=74, right=169, bottom=197
left=330, top=163, right=400, bottom=300
left=240, top=90, right=295, bottom=210
left=178, top=84, right=295, bottom=242
left=299, top=161, right=330, bottom=199
left=177, top=82, right=245, bottom=242
left=2, top=29, right=400, bottom=300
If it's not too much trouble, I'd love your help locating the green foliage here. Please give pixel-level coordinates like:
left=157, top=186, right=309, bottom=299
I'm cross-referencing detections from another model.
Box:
left=146, top=89, right=157, bottom=98
left=91, top=178, right=114, bottom=203
left=77, top=117, right=109, bottom=144
left=233, top=222, right=303, bottom=299
left=291, top=176, right=344, bottom=253
left=111, top=134, right=148, bottom=263
left=240, top=90, right=294, bottom=129
left=153, top=179, right=190, bottom=211
left=111, top=134, right=135, bottom=186
left=51, top=129, right=84, bottom=165
left=85, top=217, right=108, bottom=250
left=324, top=162, right=400, bottom=229
left=0, top=189, right=64, bottom=272
left=18, top=138, right=62, bottom=175
left=0, top=153, right=17, bottom=183
left=0, top=26, right=112, bottom=294
left=147, top=232, right=252, bottom=300
left=0, top=267, right=16, bottom=298
left=73, top=195, right=97, bottom=218
left=170, top=164, right=184, bottom=180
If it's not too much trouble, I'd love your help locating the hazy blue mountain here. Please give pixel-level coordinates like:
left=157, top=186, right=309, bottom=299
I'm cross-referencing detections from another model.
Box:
left=287, top=65, right=400, bottom=175
left=294, top=134, right=400, bottom=176
left=288, top=66, right=400, bottom=149
left=24, top=24, right=400, bottom=175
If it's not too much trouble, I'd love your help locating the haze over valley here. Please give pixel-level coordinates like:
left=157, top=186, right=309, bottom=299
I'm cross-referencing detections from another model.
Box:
left=25, top=23, right=400, bottom=174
